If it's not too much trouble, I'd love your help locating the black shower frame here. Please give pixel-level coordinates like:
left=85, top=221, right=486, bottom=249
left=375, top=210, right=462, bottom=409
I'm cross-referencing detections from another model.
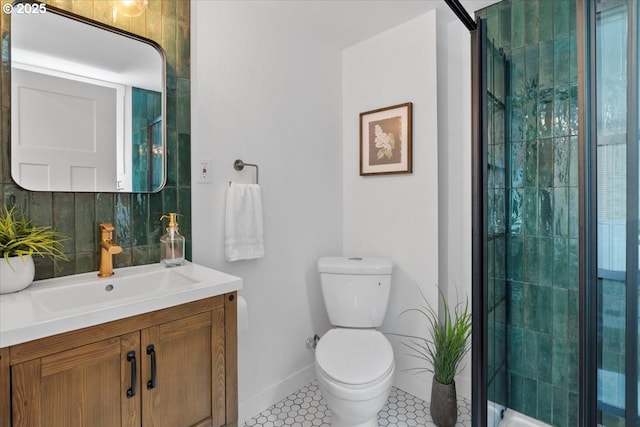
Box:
left=465, top=0, right=640, bottom=426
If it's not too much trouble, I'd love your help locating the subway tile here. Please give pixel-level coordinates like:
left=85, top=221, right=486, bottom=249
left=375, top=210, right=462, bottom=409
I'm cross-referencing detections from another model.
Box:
left=539, top=41, right=554, bottom=91
left=55, top=254, right=76, bottom=278
left=525, top=44, right=539, bottom=93
left=553, top=237, right=569, bottom=289
left=552, top=338, right=570, bottom=388
left=538, top=89, right=554, bottom=139
left=511, top=46, right=526, bottom=97
left=33, top=256, right=54, bottom=281
left=177, top=133, right=191, bottom=187
left=554, top=35, right=570, bottom=88
left=538, top=381, right=553, bottom=424
left=509, top=235, right=524, bottom=282
left=552, top=387, right=568, bottom=427
left=75, top=251, right=96, bottom=275
left=569, top=136, right=578, bottom=187
left=511, top=0, right=524, bottom=49
left=568, top=238, right=579, bottom=289
left=522, top=377, right=538, bottom=419
left=553, top=187, right=568, bottom=237
left=28, top=192, right=52, bottom=226
left=162, top=186, right=178, bottom=216
left=132, top=193, right=149, bottom=246
left=524, top=188, right=538, bottom=236
left=4, top=183, right=30, bottom=215
left=538, top=189, right=553, bottom=237
left=132, top=245, right=151, bottom=266
left=538, top=139, right=553, bottom=187
left=569, top=34, right=577, bottom=84
left=524, top=93, right=538, bottom=141
left=114, top=247, right=132, bottom=269
left=1, top=107, right=8, bottom=181
left=499, top=0, right=511, bottom=50
left=487, top=7, right=500, bottom=44
left=165, top=130, right=178, bottom=187
left=115, top=194, right=132, bottom=247
left=537, top=286, right=553, bottom=334
left=553, top=137, right=569, bottom=187
left=553, top=87, right=570, bottom=137
left=537, top=333, right=553, bottom=383
left=52, top=193, right=76, bottom=255
left=552, top=288, right=569, bottom=340
left=523, top=0, right=538, bottom=46
left=538, top=0, right=554, bottom=42
left=96, top=193, right=115, bottom=225
left=524, top=140, right=538, bottom=188
left=511, top=189, right=523, bottom=235
left=74, top=193, right=96, bottom=253
left=510, top=372, right=524, bottom=413
left=568, top=392, right=578, bottom=426
left=522, top=328, right=539, bottom=378
left=524, top=237, right=539, bottom=283
left=569, top=84, right=578, bottom=135
left=554, top=0, right=570, bottom=37
left=510, top=283, right=525, bottom=329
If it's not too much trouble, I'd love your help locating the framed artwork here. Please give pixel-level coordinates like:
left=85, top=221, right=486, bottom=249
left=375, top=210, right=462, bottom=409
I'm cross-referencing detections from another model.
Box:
left=359, top=102, right=412, bottom=176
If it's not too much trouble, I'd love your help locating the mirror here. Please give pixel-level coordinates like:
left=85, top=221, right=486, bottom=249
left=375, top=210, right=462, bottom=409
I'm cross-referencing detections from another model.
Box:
left=10, top=2, right=166, bottom=192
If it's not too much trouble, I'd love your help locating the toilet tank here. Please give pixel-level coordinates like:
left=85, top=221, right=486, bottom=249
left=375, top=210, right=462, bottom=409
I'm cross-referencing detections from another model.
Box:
left=317, top=257, right=393, bottom=328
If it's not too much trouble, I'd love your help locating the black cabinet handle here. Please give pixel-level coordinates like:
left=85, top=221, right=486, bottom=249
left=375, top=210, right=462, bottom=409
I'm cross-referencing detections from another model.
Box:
left=146, top=345, right=156, bottom=389
left=126, top=351, right=136, bottom=398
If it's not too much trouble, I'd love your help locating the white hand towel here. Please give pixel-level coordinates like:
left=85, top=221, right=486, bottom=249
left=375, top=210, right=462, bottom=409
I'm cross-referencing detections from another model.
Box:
left=225, top=183, right=264, bottom=262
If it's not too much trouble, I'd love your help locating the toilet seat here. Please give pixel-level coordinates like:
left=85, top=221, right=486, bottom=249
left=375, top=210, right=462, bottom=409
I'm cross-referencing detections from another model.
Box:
left=315, top=328, right=394, bottom=387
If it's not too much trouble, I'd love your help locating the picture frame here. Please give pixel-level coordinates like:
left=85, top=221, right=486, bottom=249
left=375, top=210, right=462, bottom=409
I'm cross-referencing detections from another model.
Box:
left=359, top=102, right=412, bottom=176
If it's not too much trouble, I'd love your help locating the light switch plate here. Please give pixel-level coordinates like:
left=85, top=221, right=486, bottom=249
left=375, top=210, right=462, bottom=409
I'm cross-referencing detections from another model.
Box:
left=197, top=158, right=212, bottom=183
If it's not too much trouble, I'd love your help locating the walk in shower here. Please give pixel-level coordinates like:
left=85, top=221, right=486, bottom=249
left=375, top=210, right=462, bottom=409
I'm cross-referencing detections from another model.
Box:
left=466, top=0, right=640, bottom=426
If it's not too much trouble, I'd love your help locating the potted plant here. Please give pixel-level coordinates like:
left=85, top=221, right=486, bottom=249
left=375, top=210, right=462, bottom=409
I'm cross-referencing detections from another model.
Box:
left=392, top=286, right=472, bottom=427
left=0, top=205, right=68, bottom=294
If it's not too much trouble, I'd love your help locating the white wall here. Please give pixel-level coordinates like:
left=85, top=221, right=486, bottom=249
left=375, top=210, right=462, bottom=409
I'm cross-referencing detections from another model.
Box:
left=191, top=1, right=342, bottom=422
left=342, top=11, right=441, bottom=402
left=342, top=9, right=473, bottom=402
left=192, top=1, right=475, bottom=418
left=438, top=14, right=473, bottom=400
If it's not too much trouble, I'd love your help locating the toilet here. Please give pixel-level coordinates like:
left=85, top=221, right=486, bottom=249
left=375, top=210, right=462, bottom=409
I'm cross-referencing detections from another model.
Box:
left=315, top=257, right=395, bottom=427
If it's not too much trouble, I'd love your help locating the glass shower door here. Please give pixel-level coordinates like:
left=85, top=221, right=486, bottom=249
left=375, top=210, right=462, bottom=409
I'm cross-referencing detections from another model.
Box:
left=594, top=0, right=639, bottom=425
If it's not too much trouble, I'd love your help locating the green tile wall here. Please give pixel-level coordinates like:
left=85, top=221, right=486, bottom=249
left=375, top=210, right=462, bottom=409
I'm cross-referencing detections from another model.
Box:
left=0, top=0, right=191, bottom=279
left=479, top=1, right=579, bottom=426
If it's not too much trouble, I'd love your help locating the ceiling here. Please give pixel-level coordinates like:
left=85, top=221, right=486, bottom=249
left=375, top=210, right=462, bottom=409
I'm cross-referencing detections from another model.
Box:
left=244, top=0, right=501, bottom=49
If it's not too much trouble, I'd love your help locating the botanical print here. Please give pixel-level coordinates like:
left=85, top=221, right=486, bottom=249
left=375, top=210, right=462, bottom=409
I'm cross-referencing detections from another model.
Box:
left=368, top=117, right=402, bottom=165
left=360, top=102, right=411, bottom=176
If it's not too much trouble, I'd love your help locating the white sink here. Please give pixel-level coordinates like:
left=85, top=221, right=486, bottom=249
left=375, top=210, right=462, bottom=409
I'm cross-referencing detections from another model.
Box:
left=0, top=262, right=242, bottom=348
left=32, top=269, right=197, bottom=313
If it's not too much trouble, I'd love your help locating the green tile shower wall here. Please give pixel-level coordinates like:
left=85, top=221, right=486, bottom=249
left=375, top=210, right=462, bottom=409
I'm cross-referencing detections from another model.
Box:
left=0, top=0, right=191, bottom=279
left=479, top=1, right=579, bottom=426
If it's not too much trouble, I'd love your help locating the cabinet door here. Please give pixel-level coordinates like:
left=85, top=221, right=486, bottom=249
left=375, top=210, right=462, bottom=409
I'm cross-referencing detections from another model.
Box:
left=11, top=332, right=141, bottom=427
left=141, top=308, right=226, bottom=427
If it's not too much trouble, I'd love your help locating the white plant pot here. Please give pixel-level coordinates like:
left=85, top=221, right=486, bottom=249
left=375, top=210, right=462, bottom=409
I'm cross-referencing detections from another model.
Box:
left=0, top=256, right=35, bottom=294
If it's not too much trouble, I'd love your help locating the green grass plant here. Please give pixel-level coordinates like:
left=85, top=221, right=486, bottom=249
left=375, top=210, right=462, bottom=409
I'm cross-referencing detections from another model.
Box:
left=0, top=205, right=68, bottom=265
left=391, top=286, right=472, bottom=385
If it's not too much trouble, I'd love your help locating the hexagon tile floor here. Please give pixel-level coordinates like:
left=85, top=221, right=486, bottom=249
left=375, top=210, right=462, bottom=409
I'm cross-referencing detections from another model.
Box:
left=242, top=381, right=472, bottom=426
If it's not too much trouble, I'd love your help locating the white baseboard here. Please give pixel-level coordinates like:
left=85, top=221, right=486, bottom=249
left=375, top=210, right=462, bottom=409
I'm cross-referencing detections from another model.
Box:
left=393, top=370, right=431, bottom=402
left=392, top=370, right=471, bottom=403
left=239, top=364, right=316, bottom=424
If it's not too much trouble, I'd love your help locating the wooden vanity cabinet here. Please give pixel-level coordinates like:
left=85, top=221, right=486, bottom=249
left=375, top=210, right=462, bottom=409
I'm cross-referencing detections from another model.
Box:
left=0, top=293, right=238, bottom=427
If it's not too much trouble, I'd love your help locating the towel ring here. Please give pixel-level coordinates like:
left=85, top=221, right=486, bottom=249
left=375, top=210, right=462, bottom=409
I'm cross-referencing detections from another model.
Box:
left=233, top=159, right=259, bottom=184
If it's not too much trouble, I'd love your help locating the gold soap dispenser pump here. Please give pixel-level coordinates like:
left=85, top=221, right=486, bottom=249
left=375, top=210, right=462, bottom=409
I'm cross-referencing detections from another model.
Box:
left=160, top=213, right=185, bottom=267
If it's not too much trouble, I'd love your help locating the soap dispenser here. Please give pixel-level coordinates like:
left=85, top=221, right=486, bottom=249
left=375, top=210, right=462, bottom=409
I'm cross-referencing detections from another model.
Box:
left=160, top=213, right=185, bottom=266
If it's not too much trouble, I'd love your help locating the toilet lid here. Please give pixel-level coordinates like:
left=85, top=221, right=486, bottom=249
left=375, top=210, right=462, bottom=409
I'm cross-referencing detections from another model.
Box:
left=316, top=329, right=394, bottom=385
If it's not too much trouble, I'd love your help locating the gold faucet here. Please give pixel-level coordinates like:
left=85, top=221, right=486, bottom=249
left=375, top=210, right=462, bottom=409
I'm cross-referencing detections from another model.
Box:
left=98, top=223, right=122, bottom=277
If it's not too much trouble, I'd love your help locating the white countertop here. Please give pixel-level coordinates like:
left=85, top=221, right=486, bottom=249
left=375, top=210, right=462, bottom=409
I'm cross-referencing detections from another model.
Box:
left=0, top=262, right=242, bottom=348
